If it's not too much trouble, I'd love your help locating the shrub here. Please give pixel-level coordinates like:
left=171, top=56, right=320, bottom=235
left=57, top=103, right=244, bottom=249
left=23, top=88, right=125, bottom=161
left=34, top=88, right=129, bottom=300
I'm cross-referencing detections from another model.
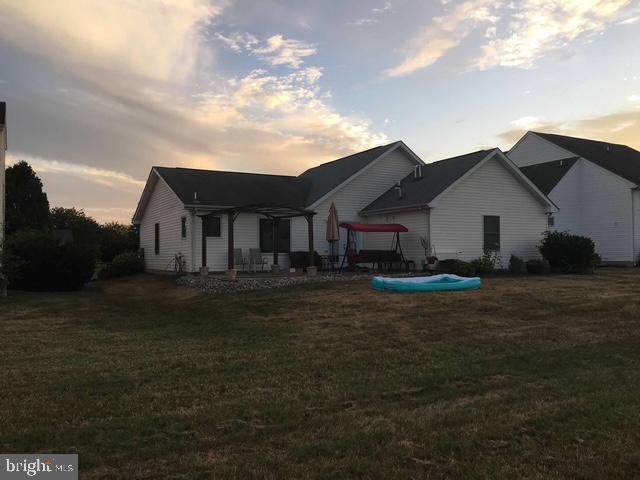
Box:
left=99, top=251, right=145, bottom=278
left=469, top=251, right=497, bottom=275
left=2, top=229, right=95, bottom=291
left=509, top=255, right=527, bottom=274
left=288, top=251, right=322, bottom=270
left=439, top=259, right=476, bottom=277
left=100, top=222, right=139, bottom=262
left=539, top=231, right=599, bottom=273
left=526, top=259, right=551, bottom=275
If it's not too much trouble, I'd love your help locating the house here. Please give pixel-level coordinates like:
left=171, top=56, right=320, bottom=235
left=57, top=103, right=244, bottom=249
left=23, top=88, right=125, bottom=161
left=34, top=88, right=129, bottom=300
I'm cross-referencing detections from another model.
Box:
left=0, top=102, right=6, bottom=251
left=360, top=148, right=557, bottom=266
left=133, top=141, right=424, bottom=272
left=508, top=131, right=640, bottom=265
left=134, top=141, right=556, bottom=273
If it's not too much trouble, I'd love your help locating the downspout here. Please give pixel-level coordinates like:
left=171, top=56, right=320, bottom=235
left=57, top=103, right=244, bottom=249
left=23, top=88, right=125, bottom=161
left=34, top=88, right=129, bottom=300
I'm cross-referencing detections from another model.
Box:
left=190, top=210, right=196, bottom=272
left=632, top=188, right=637, bottom=265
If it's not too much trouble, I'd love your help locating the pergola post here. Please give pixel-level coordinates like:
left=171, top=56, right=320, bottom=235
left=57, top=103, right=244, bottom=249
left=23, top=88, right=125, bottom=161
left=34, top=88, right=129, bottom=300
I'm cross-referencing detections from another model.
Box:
left=306, top=214, right=314, bottom=267
left=272, top=218, right=279, bottom=266
left=228, top=211, right=235, bottom=270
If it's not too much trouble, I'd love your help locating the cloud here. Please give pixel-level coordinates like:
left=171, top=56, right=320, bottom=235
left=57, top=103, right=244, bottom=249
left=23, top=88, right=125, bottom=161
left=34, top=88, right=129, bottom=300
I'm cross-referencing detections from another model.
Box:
left=0, top=0, right=221, bottom=83
left=386, top=0, right=633, bottom=77
left=498, top=109, right=640, bottom=150
left=252, top=35, right=317, bottom=69
left=511, top=116, right=543, bottom=130
left=6, top=153, right=145, bottom=189
left=476, top=0, right=633, bottom=70
left=385, top=0, right=501, bottom=77
left=349, top=1, right=394, bottom=27
left=628, top=95, right=640, bottom=103
left=214, top=32, right=259, bottom=52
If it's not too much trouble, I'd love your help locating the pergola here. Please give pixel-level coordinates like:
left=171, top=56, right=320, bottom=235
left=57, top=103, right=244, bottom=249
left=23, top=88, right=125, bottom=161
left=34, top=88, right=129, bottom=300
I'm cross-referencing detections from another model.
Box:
left=195, top=204, right=316, bottom=271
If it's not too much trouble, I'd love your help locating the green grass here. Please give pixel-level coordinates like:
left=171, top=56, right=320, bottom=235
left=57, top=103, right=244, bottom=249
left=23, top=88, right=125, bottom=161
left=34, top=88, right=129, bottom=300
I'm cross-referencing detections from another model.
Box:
left=2, top=269, right=640, bottom=478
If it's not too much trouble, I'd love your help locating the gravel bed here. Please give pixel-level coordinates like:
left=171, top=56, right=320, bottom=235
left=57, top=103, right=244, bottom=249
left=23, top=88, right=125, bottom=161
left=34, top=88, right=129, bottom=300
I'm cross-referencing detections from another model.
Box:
left=177, top=273, right=376, bottom=294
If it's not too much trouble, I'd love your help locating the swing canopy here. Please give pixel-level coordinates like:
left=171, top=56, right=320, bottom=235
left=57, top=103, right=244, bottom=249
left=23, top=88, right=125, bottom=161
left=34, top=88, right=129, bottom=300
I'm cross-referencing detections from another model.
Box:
left=339, top=223, right=408, bottom=233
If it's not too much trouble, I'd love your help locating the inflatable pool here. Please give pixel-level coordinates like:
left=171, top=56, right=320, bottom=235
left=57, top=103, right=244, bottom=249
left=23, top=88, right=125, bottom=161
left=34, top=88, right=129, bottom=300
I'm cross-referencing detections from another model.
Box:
left=372, top=274, right=481, bottom=293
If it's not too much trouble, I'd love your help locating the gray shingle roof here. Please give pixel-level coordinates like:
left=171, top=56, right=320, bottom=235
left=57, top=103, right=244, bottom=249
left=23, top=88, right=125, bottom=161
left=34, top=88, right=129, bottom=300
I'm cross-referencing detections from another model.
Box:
left=534, top=132, right=640, bottom=185
left=520, top=157, right=579, bottom=195
left=299, top=142, right=401, bottom=205
left=361, top=149, right=492, bottom=214
left=153, top=142, right=404, bottom=210
left=155, top=167, right=310, bottom=208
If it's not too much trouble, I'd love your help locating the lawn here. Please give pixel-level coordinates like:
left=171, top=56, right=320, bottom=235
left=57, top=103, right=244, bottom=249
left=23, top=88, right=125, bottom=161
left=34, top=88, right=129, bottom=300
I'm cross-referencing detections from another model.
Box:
left=2, top=270, right=640, bottom=478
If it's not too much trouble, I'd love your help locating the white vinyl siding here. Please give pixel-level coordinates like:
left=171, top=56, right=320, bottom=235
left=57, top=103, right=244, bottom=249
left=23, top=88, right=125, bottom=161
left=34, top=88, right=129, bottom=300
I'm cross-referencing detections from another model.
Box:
left=291, top=148, right=418, bottom=255
left=139, top=176, right=192, bottom=272
left=0, top=130, right=5, bottom=248
left=430, top=157, right=548, bottom=263
left=508, top=133, right=575, bottom=167
left=363, top=210, right=429, bottom=266
left=546, top=159, right=636, bottom=263
left=193, top=213, right=291, bottom=272
left=633, top=190, right=640, bottom=264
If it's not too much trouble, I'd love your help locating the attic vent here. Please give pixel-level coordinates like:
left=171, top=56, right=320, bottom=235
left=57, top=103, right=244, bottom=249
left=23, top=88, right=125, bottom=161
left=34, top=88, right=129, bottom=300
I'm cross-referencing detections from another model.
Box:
left=414, top=164, right=423, bottom=180
left=559, top=160, right=563, bottom=167
left=394, top=182, right=403, bottom=200
left=606, top=144, right=611, bottom=152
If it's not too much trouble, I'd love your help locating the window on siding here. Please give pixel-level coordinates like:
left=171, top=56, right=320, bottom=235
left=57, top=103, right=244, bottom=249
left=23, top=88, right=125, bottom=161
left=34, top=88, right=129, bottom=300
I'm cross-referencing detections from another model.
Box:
left=259, top=218, right=290, bottom=252
left=181, top=217, right=187, bottom=238
left=154, top=223, right=160, bottom=255
left=547, top=216, right=555, bottom=228
left=203, top=216, right=221, bottom=237
left=483, top=216, right=500, bottom=251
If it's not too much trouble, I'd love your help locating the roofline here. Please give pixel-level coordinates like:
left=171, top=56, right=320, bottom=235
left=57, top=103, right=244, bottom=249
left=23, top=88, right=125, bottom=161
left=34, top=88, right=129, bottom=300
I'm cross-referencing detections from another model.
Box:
left=509, top=131, right=576, bottom=162
left=306, top=141, right=424, bottom=209
left=428, top=148, right=558, bottom=213
left=360, top=203, right=430, bottom=216
left=154, top=165, right=298, bottom=180
left=132, top=167, right=187, bottom=224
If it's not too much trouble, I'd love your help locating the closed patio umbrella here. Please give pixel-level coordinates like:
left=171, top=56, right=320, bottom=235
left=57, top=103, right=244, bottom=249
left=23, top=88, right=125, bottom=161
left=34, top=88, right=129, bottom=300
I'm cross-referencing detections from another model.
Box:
left=326, top=202, right=340, bottom=269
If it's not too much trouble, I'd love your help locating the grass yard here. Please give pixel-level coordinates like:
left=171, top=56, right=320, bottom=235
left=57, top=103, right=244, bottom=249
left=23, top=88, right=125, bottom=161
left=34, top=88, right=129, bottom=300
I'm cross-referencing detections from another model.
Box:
left=2, top=270, right=640, bottom=478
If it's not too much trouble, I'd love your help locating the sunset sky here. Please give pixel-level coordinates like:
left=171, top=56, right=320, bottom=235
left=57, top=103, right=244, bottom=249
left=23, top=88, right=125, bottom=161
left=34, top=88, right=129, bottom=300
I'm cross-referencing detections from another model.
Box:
left=1, top=0, right=639, bottom=223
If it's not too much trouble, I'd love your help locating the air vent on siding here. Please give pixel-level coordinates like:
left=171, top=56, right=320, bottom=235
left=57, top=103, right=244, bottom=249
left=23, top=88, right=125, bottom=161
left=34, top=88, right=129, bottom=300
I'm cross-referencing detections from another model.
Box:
left=394, top=181, right=402, bottom=200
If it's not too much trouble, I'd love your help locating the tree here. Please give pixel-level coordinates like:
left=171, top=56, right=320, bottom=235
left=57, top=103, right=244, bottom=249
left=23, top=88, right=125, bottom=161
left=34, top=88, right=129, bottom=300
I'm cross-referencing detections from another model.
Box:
left=99, top=222, right=139, bottom=262
left=5, top=161, right=50, bottom=234
left=50, top=207, right=101, bottom=255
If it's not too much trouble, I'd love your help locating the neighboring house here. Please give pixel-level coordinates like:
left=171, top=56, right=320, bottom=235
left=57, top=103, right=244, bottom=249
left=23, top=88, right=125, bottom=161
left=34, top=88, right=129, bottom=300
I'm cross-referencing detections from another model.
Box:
left=0, top=102, right=6, bottom=252
left=360, top=148, right=557, bottom=265
left=509, top=131, right=640, bottom=265
left=133, top=141, right=423, bottom=272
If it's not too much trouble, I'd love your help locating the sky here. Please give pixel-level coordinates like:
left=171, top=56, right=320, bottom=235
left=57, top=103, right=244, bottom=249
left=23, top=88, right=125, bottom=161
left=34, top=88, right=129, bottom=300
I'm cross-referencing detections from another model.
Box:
left=1, top=0, right=639, bottom=223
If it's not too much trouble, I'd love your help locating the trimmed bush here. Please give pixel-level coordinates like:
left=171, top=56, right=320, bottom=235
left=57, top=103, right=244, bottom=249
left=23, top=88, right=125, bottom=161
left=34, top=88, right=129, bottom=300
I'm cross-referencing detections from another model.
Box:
left=526, top=259, right=551, bottom=275
left=439, top=259, right=476, bottom=277
left=539, top=231, right=599, bottom=273
left=509, top=255, right=527, bottom=274
left=99, top=251, right=145, bottom=278
left=2, top=229, right=95, bottom=291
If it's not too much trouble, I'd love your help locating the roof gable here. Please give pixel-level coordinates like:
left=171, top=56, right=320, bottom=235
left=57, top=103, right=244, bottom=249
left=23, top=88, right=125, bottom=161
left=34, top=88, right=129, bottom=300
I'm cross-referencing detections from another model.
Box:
left=533, top=132, right=640, bottom=185
left=361, top=149, right=491, bottom=214
left=299, top=142, right=403, bottom=205
left=520, top=157, right=579, bottom=195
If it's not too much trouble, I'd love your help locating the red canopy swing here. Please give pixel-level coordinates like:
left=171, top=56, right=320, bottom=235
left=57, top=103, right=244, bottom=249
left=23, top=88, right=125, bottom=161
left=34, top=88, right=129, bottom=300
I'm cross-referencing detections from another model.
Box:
left=338, top=223, right=408, bottom=272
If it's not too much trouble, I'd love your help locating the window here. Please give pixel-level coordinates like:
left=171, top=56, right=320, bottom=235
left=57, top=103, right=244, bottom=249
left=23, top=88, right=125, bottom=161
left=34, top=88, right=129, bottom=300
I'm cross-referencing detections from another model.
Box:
left=548, top=216, right=555, bottom=228
left=203, top=216, right=221, bottom=237
left=483, top=216, right=500, bottom=251
left=154, top=223, right=160, bottom=255
left=181, top=217, right=187, bottom=238
left=259, top=218, right=291, bottom=252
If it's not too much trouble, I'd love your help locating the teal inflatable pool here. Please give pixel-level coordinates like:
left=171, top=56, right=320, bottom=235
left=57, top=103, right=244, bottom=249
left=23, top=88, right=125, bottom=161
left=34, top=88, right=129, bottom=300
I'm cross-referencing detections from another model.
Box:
left=372, top=274, right=482, bottom=293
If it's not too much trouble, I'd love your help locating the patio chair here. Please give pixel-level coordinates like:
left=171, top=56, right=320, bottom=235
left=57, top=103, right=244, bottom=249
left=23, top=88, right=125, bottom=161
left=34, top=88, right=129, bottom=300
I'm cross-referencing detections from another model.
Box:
left=249, top=248, right=268, bottom=272
left=233, top=248, right=248, bottom=272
